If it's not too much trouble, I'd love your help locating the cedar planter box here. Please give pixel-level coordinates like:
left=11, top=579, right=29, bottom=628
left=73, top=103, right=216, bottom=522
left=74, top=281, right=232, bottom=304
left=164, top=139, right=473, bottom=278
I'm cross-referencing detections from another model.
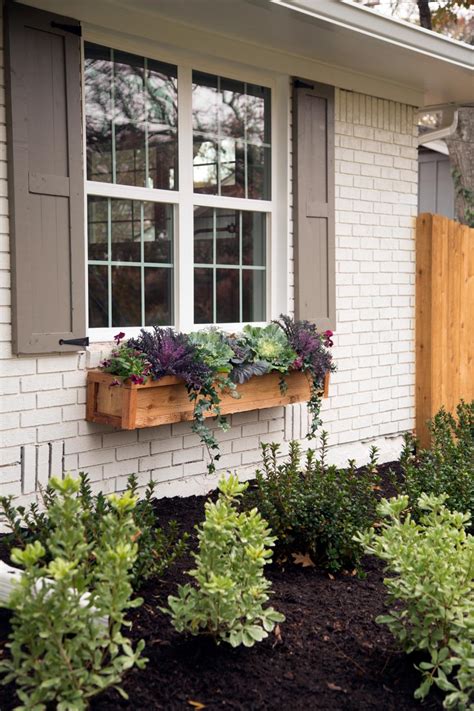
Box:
left=86, top=370, right=330, bottom=430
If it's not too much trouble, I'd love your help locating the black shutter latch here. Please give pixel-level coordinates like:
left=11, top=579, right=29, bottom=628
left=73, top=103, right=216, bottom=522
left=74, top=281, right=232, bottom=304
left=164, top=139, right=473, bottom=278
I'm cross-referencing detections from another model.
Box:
left=51, top=22, right=82, bottom=37
left=59, top=337, right=89, bottom=347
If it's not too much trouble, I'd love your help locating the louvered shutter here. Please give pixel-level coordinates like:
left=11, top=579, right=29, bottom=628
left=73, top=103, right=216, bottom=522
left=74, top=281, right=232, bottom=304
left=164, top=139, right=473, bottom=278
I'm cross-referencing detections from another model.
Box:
left=5, top=1, right=86, bottom=354
left=293, top=80, right=335, bottom=330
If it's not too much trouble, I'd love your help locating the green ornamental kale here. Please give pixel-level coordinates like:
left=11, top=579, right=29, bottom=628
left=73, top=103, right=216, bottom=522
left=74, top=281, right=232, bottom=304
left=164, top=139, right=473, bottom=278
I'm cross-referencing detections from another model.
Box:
left=242, top=324, right=297, bottom=373
left=188, top=329, right=235, bottom=374
left=166, top=474, right=284, bottom=647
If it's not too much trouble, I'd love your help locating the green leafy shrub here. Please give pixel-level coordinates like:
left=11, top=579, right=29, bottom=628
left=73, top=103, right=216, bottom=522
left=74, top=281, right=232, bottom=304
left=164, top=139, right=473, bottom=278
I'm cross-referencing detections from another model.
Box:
left=356, top=494, right=474, bottom=709
left=166, top=474, right=284, bottom=647
left=246, top=435, right=381, bottom=571
left=0, top=473, right=188, bottom=586
left=400, top=400, right=474, bottom=526
left=0, top=475, right=147, bottom=708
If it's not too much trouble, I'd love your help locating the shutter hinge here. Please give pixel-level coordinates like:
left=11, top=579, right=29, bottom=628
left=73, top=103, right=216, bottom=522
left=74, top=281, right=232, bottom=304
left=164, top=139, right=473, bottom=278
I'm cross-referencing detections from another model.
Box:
left=51, top=22, right=82, bottom=37
left=294, top=79, right=314, bottom=90
left=59, top=337, right=89, bottom=347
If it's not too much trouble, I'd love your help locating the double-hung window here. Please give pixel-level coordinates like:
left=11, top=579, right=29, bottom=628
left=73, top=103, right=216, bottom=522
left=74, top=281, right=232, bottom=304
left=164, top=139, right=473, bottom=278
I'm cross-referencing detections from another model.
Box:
left=84, top=43, right=272, bottom=338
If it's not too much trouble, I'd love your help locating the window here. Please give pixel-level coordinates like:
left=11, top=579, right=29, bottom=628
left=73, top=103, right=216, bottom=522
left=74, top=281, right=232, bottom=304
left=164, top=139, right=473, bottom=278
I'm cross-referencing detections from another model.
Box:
left=85, top=44, right=272, bottom=335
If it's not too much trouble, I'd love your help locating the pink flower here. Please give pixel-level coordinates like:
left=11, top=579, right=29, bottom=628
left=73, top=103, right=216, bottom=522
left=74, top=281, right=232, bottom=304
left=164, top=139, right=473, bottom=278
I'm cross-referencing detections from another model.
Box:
left=130, top=374, right=145, bottom=385
left=292, top=356, right=303, bottom=370
left=323, top=330, right=334, bottom=348
left=110, top=378, right=121, bottom=387
left=114, top=331, right=126, bottom=344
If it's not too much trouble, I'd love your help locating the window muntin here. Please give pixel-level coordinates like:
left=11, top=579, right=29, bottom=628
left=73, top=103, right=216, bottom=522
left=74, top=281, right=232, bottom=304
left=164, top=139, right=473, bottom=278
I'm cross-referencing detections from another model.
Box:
left=193, top=208, right=266, bottom=324
left=85, top=43, right=178, bottom=190
left=192, top=72, right=271, bottom=200
left=88, top=196, right=174, bottom=328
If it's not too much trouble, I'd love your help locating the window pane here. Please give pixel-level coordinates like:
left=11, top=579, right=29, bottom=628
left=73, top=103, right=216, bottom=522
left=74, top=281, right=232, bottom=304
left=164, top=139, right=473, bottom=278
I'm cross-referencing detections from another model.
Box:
left=243, top=270, right=265, bottom=322
left=219, top=139, right=245, bottom=198
left=111, top=266, right=141, bottom=326
left=110, top=199, right=141, bottom=262
left=85, top=45, right=113, bottom=183
left=85, top=43, right=178, bottom=190
left=194, top=268, right=213, bottom=324
left=194, top=207, right=214, bottom=264
left=88, top=265, right=108, bottom=327
left=143, top=203, right=173, bottom=264
left=242, top=211, right=265, bottom=266
left=193, top=137, right=218, bottom=194
left=88, top=196, right=108, bottom=261
left=216, top=269, right=239, bottom=323
left=145, top=268, right=173, bottom=325
left=247, top=144, right=271, bottom=200
left=192, top=72, right=218, bottom=135
left=216, top=209, right=239, bottom=265
left=146, top=59, right=178, bottom=191
left=192, top=71, right=271, bottom=199
left=219, top=77, right=245, bottom=140
left=113, top=51, right=146, bottom=187
left=246, top=83, right=271, bottom=145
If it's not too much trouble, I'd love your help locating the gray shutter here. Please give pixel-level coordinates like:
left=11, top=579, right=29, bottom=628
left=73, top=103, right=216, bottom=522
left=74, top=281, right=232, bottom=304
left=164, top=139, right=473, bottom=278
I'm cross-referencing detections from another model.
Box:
left=5, top=2, right=86, bottom=354
left=293, top=80, right=335, bottom=331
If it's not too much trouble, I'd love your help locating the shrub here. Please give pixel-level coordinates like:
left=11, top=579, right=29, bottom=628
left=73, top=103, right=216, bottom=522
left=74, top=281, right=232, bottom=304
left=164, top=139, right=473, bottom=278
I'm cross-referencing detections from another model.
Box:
left=0, top=476, right=147, bottom=709
left=356, top=494, right=474, bottom=709
left=400, top=400, right=474, bottom=526
left=166, top=474, right=284, bottom=647
left=246, top=435, right=380, bottom=572
left=0, top=473, right=188, bottom=587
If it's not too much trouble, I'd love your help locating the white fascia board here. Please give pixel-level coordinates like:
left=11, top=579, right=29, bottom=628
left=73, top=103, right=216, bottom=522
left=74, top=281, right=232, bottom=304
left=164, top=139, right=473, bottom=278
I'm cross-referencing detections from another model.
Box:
left=271, top=0, right=474, bottom=71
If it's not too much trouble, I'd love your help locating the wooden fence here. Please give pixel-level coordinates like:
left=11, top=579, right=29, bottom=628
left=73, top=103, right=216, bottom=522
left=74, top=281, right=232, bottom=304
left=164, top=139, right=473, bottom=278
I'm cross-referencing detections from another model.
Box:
left=416, top=213, right=474, bottom=446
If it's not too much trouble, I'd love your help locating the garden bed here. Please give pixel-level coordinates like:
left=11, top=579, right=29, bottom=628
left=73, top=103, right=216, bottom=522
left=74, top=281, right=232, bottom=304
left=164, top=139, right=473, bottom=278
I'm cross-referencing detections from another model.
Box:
left=0, top=463, right=442, bottom=711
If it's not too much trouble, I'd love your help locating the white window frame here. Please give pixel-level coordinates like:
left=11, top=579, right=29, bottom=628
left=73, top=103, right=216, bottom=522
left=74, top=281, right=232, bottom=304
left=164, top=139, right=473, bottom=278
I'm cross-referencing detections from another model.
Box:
left=83, top=28, right=289, bottom=343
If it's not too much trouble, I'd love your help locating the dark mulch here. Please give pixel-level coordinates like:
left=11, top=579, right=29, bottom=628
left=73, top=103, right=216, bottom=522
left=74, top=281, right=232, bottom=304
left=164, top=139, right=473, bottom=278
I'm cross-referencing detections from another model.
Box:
left=0, top=462, right=442, bottom=710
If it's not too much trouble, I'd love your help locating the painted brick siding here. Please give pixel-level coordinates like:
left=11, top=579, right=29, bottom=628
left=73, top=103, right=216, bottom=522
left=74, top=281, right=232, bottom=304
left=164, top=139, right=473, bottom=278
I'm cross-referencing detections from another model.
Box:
left=0, top=10, right=418, bottom=504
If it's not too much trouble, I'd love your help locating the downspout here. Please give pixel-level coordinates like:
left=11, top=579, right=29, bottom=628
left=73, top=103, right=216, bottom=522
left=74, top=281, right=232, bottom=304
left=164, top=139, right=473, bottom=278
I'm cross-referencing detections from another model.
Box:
left=417, top=108, right=459, bottom=152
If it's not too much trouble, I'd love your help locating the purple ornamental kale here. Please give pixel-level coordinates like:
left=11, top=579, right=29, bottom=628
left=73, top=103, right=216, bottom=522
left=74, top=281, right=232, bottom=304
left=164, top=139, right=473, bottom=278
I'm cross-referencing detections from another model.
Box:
left=128, top=327, right=212, bottom=390
left=273, top=314, right=333, bottom=385
left=227, top=337, right=269, bottom=384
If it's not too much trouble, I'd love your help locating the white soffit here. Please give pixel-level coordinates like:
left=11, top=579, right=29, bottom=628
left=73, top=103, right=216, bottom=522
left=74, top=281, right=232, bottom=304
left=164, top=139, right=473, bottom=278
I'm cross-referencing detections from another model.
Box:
left=21, top=0, right=474, bottom=106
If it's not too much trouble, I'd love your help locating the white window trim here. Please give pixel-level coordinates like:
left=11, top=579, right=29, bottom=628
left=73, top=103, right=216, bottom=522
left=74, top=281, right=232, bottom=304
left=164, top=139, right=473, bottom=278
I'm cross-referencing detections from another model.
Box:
left=83, top=27, right=289, bottom=343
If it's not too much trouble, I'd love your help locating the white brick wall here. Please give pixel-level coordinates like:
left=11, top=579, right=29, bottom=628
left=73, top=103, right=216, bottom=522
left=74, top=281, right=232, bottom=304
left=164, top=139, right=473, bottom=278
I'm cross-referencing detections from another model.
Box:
left=0, top=12, right=418, bottom=503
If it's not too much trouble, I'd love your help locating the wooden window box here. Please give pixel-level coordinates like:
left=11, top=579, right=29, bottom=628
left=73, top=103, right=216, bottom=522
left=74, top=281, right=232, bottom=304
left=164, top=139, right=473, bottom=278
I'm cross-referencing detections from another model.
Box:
left=86, top=370, right=330, bottom=430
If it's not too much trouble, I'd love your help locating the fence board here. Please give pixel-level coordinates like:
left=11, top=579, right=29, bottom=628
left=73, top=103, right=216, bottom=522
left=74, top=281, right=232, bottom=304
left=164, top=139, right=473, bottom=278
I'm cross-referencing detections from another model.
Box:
left=416, top=214, right=474, bottom=446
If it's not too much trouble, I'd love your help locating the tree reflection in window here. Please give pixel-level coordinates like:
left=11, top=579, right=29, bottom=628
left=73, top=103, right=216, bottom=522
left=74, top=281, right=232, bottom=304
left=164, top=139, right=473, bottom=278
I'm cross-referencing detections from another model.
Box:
left=85, top=44, right=178, bottom=190
left=192, top=72, right=271, bottom=199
